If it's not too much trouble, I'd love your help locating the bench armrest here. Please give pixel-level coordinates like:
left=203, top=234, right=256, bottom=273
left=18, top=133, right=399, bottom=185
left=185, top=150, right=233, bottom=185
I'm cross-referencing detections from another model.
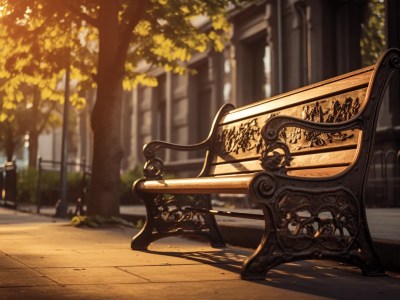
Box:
left=263, top=115, right=363, bottom=140
left=260, top=115, right=363, bottom=173
left=141, top=139, right=211, bottom=179
left=143, top=139, right=210, bottom=160
left=142, top=103, right=235, bottom=179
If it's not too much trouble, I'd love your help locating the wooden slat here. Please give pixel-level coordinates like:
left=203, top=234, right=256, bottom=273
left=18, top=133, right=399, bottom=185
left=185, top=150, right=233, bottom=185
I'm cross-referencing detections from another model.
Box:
left=213, top=133, right=360, bottom=164
left=287, top=166, right=348, bottom=177
left=210, top=87, right=366, bottom=168
left=137, top=164, right=352, bottom=195
left=207, top=149, right=357, bottom=176
left=135, top=174, right=253, bottom=194
left=222, top=69, right=372, bottom=124
left=208, top=160, right=261, bottom=175
left=289, top=149, right=356, bottom=169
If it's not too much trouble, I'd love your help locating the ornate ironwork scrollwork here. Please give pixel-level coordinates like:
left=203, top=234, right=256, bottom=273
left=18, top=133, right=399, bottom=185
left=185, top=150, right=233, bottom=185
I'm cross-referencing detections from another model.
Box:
left=217, top=118, right=264, bottom=155
left=389, top=55, right=400, bottom=69
left=253, top=173, right=277, bottom=198
left=287, top=97, right=360, bottom=150
left=260, top=141, right=293, bottom=174
left=143, top=157, right=165, bottom=179
left=151, top=194, right=210, bottom=234
left=259, top=95, right=363, bottom=173
left=274, top=189, right=358, bottom=252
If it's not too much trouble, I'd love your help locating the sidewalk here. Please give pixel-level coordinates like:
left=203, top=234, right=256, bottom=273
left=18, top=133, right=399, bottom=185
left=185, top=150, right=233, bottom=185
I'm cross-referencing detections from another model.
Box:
left=1, top=207, right=400, bottom=299
left=19, top=204, right=400, bottom=272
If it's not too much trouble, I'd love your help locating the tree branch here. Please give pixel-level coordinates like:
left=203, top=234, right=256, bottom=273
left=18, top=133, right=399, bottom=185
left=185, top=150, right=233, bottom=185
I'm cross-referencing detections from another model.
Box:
left=38, top=101, right=57, bottom=134
left=116, top=0, right=150, bottom=69
left=65, top=3, right=99, bottom=28
left=39, top=0, right=100, bottom=28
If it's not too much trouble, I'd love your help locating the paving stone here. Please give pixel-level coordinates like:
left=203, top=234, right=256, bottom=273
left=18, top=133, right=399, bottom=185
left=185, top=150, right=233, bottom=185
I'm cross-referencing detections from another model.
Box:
left=36, top=266, right=148, bottom=285
left=121, top=263, right=241, bottom=282
left=0, top=268, right=57, bottom=287
left=0, top=253, right=26, bottom=268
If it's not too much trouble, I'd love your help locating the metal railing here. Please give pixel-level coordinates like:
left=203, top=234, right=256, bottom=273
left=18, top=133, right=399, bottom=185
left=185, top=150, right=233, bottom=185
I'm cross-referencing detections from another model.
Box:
left=36, top=158, right=91, bottom=214
left=0, top=161, right=18, bottom=209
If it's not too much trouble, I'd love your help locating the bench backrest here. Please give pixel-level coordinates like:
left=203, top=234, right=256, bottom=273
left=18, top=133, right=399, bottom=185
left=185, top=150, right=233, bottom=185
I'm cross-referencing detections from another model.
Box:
left=201, top=49, right=400, bottom=179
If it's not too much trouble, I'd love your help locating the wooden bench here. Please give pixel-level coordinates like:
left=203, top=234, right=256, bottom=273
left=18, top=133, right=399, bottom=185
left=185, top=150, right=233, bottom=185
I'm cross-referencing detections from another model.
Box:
left=131, top=48, right=400, bottom=279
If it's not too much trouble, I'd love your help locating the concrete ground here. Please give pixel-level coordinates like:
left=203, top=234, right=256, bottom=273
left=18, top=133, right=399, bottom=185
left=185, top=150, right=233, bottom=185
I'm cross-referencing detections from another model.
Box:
left=1, top=207, right=400, bottom=300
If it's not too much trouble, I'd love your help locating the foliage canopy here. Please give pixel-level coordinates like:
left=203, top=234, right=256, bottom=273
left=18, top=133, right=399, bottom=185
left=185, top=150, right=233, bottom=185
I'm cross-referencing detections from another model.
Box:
left=0, top=0, right=244, bottom=216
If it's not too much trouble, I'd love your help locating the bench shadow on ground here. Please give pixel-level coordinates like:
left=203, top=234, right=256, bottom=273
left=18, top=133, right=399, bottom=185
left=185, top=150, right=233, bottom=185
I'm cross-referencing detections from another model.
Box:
left=141, top=245, right=400, bottom=299
left=144, top=247, right=245, bottom=274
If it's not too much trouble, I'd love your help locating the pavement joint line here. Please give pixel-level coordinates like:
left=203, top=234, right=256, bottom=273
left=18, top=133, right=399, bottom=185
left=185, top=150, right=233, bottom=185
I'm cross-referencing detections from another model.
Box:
left=0, top=284, right=58, bottom=289
left=115, top=266, right=153, bottom=282
left=111, top=265, right=153, bottom=282
left=1, top=252, right=65, bottom=287
left=2, top=280, right=243, bottom=288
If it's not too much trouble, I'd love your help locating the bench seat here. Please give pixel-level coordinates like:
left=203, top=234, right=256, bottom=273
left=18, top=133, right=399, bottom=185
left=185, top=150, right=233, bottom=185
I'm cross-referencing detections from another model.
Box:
left=136, top=164, right=350, bottom=194
left=136, top=174, right=253, bottom=194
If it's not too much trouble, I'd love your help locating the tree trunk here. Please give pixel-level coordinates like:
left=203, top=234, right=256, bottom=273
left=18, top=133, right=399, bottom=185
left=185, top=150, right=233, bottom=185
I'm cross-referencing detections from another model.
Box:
left=28, top=130, right=39, bottom=168
left=28, top=87, right=42, bottom=169
left=87, top=1, right=124, bottom=217
left=4, top=123, right=16, bottom=162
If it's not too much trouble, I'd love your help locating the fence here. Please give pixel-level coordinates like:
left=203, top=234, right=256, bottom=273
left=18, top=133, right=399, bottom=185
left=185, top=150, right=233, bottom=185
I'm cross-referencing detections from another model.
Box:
left=36, top=158, right=91, bottom=214
left=0, top=161, right=18, bottom=209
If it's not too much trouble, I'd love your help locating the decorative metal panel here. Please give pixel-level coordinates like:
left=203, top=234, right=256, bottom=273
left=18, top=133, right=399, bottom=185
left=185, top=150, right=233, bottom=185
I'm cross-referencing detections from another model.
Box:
left=214, top=88, right=367, bottom=165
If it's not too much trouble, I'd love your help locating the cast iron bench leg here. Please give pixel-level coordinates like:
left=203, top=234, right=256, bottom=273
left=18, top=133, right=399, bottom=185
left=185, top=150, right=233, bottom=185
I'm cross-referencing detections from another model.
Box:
left=131, top=193, right=225, bottom=250
left=240, top=202, right=385, bottom=280
left=241, top=203, right=282, bottom=279
left=347, top=222, right=385, bottom=276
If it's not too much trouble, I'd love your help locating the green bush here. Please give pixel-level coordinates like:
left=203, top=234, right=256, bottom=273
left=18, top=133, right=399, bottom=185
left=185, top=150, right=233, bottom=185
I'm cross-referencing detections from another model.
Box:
left=120, top=164, right=143, bottom=205
left=17, top=168, right=39, bottom=204
left=18, top=163, right=173, bottom=206
left=17, top=168, right=87, bottom=206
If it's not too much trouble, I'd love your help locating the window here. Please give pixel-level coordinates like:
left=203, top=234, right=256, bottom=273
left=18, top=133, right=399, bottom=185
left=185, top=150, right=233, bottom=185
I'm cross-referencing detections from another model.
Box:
left=241, top=34, right=272, bottom=104
left=194, top=61, right=212, bottom=142
left=223, top=48, right=232, bottom=103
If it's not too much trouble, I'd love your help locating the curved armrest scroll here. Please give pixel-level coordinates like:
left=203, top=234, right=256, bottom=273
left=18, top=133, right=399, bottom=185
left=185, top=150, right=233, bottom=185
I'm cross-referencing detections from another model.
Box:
left=142, top=103, right=235, bottom=179
left=142, top=140, right=211, bottom=180
left=262, top=116, right=363, bottom=143
left=259, top=115, right=363, bottom=174
left=143, top=139, right=210, bottom=160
